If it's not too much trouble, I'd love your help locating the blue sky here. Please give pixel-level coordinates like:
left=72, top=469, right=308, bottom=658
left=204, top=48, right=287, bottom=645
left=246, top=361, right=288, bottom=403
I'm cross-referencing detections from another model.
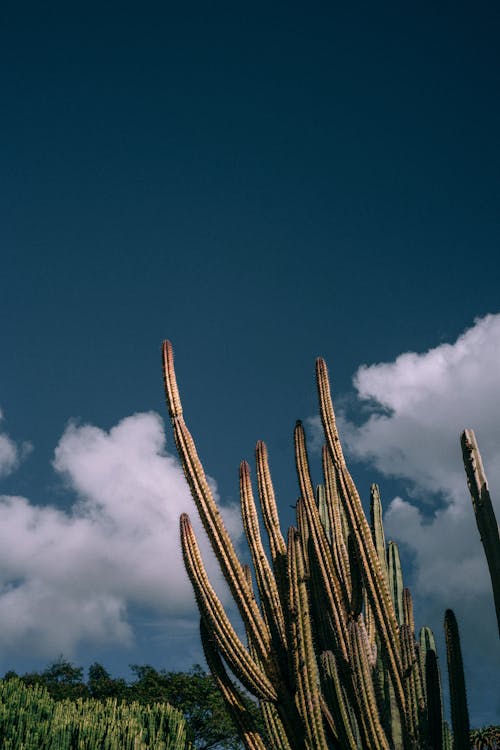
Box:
left=1, top=1, right=499, bottom=726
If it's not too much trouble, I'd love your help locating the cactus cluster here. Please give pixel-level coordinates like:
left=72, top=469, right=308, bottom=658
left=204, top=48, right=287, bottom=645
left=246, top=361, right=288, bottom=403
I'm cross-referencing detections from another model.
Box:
left=162, top=342, right=497, bottom=750
left=0, top=676, right=192, bottom=749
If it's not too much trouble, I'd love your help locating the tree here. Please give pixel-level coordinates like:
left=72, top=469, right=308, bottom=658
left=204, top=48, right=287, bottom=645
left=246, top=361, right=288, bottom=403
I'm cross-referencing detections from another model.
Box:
left=129, top=663, right=261, bottom=749
left=88, top=662, right=127, bottom=701
left=21, top=656, right=88, bottom=701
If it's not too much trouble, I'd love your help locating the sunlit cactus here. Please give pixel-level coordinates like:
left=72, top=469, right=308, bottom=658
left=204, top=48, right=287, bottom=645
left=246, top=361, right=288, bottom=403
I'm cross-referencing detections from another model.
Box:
left=461, top=429, right=500, bottom=638
left=0, top=677, right=192, bottom=749
left=162, top=341, right=494, bottom=750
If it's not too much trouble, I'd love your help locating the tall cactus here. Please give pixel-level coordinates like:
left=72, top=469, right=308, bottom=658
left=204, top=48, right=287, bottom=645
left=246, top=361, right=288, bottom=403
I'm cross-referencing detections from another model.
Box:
left=461, top=429, right=500, bottom=638
left=162, top=341, right=494, bottom=750
left=444, top=609, right=470, bottom=750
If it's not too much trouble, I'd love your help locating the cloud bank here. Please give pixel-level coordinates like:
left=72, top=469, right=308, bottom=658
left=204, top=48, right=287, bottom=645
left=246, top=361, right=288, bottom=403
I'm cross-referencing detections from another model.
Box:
left=0, top=412, right=240, bottom=657
left=0, top=409, right=31, bottom=478
left=334, top=314, right=500, bottom=722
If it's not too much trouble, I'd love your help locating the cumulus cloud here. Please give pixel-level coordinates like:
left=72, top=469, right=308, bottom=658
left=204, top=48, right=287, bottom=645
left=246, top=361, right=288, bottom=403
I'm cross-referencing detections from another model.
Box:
left=329, top=314, right=500, bottom=722
left=339, top=314, right=500, bottom=504
left=0, top=409, right=31, bottom=478
left=0, top=412, right=241, bottom=657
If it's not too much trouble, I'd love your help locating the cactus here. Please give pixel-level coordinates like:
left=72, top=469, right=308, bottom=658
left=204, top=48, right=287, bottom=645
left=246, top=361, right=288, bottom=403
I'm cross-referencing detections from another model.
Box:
left=461, top=429, right=500, bottom=638
left=0, top=677, right=191, bottom=749
left=444, top=608, right=470, bottom=750
left=162, top=341, right=496, bottom=750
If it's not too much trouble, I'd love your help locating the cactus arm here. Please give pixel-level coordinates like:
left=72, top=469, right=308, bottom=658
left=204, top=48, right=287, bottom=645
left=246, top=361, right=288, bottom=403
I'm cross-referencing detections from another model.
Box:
left=363, top=588, right=377, bottom=660
left=296, top=497, right=311, bottom=575
left=240, top=460, right=287, bottom=648
left=242, top=564, right=304, bottom=750
left=370, top=484, right=389, bottom=584
left=444, top=609, right=470, bottom=750
left=387, top=542, right=404, bottom=626
left=260, top=701, right=294, bottom=750
left=316, top=358, right=408, bottom=733
left=294, top=420, right=350, bottom=660
left=424, top=648, right=443, bottom=750
left=402, top=590, right=426, bottom=733
left=180, top=513, right=277, bottom=702
left=256, top=440, right=288, bottom=562
left=163, top=341, right=271, bottom=662
left=316, top=484, right=332, bottom=543
left=419, top=625, right=438, bottom=704
left=348, top=619, right=391, bottom=750
left=403, top=588, right=414, bottom=634
left=400, top=624, right=419, bottom=738
left=347, top=534, right=364, bottom=618
left=322, top=445, right=352, bottom=604
left=287, top=527, right=330, bottom=750
left=461, top=429, right=500, bottom=637
left=199, top=618, right=268, bottom=750
left=320, top=651, right=359, bottom=750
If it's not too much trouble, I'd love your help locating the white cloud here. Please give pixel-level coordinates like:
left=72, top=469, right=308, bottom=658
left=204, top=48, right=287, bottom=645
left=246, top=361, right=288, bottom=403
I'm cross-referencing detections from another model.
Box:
left=0, top=409, right=31, bottom=478
left=339, top=313, right=500, bottom=503
left=0, top=412, right=241, bottom=657
left=332, top=314, right=500, bottom=722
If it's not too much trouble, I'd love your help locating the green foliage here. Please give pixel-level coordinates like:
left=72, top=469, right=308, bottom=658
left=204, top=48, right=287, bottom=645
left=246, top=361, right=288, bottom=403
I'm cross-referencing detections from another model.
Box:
left=6, top=660, right=251, bottom=750
left=21, top=655, right=89, bottom=701
left=129, top=664, right=258, bottom=749
left=0, top=676, right=191, bottom=749
left=471, top=725, right=500, bottom=749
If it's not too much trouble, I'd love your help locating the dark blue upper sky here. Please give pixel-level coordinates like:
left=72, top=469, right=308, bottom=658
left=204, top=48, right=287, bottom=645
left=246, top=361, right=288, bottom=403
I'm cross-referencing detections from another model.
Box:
left=1, top=0, right=499, bottom=724
left=2, top=1, right=499, bottom=490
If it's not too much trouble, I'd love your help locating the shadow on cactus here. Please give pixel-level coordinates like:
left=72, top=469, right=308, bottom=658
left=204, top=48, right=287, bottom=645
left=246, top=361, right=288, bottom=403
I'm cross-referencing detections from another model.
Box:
left=162, top=341, right=498, bottom=750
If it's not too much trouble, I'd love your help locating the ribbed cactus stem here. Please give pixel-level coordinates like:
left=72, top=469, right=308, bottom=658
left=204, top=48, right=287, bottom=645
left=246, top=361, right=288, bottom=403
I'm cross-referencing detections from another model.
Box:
left=316, top=484, right=331, bottom=542
left=387, top=541, right=404, bottom=627
left=287, top=527, right=329, bottom=750
left=444, top=609, right=470, bottom=750
left=461, top=429, right=500, bottom=637
left=255, top=440, right=287, bottom=563
left=294, top=420, right=349, bottom=660
left=200, top=618, right=268, bottom=750
left=179, top=513, right=277, bottom=702
left=163, top=342, right=271, bottom=663
left=370, top=484, right=388, bottom=584
left=239, top=460, right=287, bottom=649
left=322, top=444, right=351, bottom=608
left=319, top=650, right=358, bottom=750
left=424, top=648, right=443, bottom=750
left=348, top=619, right=391, bottom=750
left=315, top=358, right=408, bottom=738
left=442, top=721, right=452, bottom=750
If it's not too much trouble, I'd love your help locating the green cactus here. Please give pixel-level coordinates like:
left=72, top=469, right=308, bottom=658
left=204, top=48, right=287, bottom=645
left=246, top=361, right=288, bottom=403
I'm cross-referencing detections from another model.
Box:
left=162, top=341, right=496, bottom=750
left=0, top=677, right=192, bottom=749
left=444, top=608, right=470, bottom=750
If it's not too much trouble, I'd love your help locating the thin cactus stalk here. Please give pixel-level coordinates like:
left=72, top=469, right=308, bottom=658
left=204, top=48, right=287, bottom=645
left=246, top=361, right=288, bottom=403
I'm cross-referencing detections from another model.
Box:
left=461, top=428, right=500, bottom=637
left=200, top=618, right=268, bottom=750
left=444, top=608, right=470, bottom=750
left=370, top=484, right=388, bottom=584
left=387, top=541, right=405, bottom=627
left=424, top=648, right=443, bottom=750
